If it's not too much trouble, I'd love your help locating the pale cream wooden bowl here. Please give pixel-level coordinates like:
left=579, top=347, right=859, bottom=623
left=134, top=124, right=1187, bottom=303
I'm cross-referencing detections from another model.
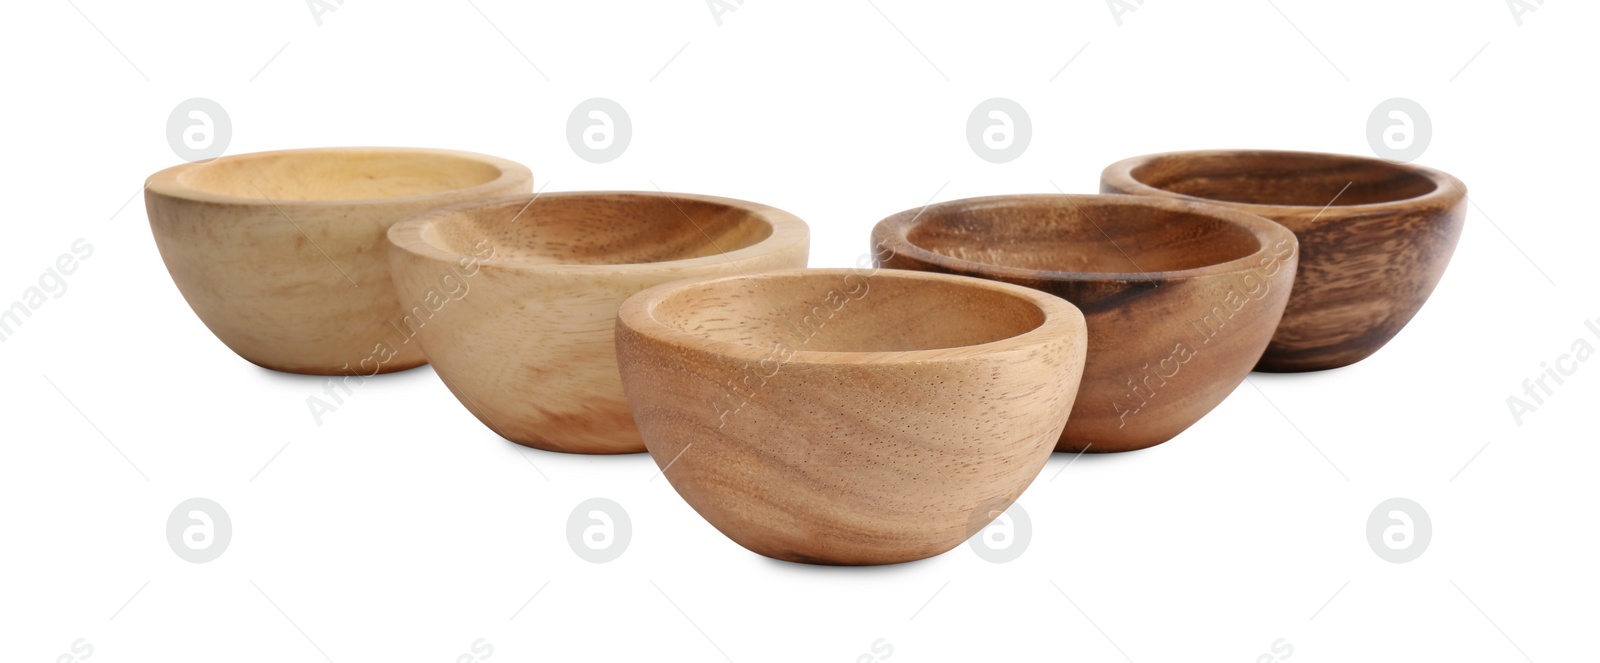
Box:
left=387, top=191, right=810, bottom=454
left=145, top=147, right=533, bottom=375
left=615, top=268, right=1088, bottom=565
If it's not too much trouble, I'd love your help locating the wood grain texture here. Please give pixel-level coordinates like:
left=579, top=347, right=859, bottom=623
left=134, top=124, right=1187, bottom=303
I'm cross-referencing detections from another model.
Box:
left=387, top=192, right=809, bottom=454
left=145, top=147, right=532, bottom=375
left=615, top=268, right=1087, bottom=565
left=1101, top=150, right=1466, bottom=372
left=873, top=194, right=1297, bottom=453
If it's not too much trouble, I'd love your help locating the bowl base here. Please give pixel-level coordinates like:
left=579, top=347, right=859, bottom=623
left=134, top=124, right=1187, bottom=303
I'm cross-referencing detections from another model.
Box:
left=498, top=433, right=646, bottom=455
left=245, top=355, right=428, bottom=376
left=1253, top=347, right=1380, bottom=373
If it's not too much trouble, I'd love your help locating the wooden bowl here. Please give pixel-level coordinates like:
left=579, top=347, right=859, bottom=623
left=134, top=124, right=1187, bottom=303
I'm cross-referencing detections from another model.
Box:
left=873, top=194, right=1297, bottom=453
left=1101, top=150, right=1466, bottom=372
left=615, top=268, right=1087, bottom=565
left=387, top=191, right=809, bottom=454
left=145, top=147, right=532, bottom=375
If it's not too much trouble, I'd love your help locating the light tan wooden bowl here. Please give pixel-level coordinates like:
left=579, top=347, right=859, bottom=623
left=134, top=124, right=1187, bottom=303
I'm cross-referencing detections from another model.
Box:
left=615, top=268, right=1087, bottom=565
left=145, top=147, right=532, bottom=375
left=387, top=191, right=810, bottom=454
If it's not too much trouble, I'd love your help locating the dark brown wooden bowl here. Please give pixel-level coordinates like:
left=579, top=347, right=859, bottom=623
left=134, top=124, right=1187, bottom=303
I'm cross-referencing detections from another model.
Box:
left=1101, top=150, right=1466, bottom=372
left=873, top=194, right=1297, bottom=453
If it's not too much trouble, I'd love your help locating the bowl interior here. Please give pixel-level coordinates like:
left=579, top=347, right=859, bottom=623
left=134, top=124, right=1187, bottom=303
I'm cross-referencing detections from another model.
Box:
left=1129, top=152, right=1438, bottom=207
left=647, top=272, right=1046, bottom=353
left=425, top=194, right=775, bottom=266
left=902, top=198, right=1262, bottom=274
left=178, top=150, right=504, bottom=201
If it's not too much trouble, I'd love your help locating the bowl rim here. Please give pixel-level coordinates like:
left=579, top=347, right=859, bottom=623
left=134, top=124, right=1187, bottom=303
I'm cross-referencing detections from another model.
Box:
left=144, top=146, right=532, bottom=207
left=1099, top=148, right=1467, bottom=215
left=617, top=267, right=1087, bottom=366
left=387, top=190, right=811, bottom=275
left=872, top=193, right=1298, bottom=284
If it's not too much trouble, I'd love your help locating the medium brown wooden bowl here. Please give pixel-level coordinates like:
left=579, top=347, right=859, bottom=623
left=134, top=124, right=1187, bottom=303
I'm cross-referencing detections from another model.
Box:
left=873, top=194, right=1297, bottom=453
left=387, top=191, right=809, bottom=454
left=145, top=147, right=533, bottom=375
left=1101, top=150, right=1466, bottom=372
left=615, top=268, right=1087, bottom=565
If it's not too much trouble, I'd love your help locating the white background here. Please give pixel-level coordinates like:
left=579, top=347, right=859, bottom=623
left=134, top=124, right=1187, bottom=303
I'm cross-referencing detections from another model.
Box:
left=1, top=1, right=1594, bottom=661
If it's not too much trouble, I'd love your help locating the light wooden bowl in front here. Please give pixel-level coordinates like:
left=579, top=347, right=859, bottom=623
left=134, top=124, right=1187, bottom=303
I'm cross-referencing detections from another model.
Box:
left=873, top=194, right=1297, bottom=453
left=387, top=191, right=809, bottom=454
left=615, top=268, right=1087, bottom=565
left=145, top=147, right=533, bottom=375
left=1101, top=150, right=1466, bottom=372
